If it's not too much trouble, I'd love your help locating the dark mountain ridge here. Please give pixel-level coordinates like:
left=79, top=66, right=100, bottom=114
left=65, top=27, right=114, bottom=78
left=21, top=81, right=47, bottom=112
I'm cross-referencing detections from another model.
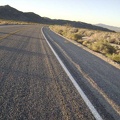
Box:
left=0, top=5, right=114, bottom=32
left=0, top=5, right=45, bottom=23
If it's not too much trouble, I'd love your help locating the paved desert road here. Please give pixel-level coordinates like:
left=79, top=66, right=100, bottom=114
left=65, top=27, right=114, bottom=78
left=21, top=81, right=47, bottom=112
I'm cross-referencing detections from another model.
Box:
left=0, top=25, right=96, bottom=120
left=43, top=27, right=120, bottom=120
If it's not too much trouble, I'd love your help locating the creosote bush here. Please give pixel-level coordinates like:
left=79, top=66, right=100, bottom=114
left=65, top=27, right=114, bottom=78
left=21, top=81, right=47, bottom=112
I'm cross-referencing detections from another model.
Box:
left=71, top=33, right=83, bottom=41
left=91, top=41, right=116, bottom=54
left=106, top=54, right=120, bottom=63
left=112, top=54, right=120, bottom=63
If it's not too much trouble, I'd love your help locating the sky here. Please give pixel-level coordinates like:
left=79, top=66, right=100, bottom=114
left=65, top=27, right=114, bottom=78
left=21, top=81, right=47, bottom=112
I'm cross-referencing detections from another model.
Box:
left=0, top=0, right=120, bottom=27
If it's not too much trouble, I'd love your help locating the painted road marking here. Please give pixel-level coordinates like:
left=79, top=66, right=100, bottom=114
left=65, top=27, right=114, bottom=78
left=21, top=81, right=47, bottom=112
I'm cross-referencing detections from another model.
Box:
left=42, top=27, right=103, bottom=120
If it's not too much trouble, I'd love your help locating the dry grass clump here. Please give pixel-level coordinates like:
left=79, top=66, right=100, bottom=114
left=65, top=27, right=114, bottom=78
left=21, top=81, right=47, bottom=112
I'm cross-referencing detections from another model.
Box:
left=50, top=25, right=120, bottom=63
left=91, top=41, right=116, bottom=54
left=106, top=54, right=120, bottom=63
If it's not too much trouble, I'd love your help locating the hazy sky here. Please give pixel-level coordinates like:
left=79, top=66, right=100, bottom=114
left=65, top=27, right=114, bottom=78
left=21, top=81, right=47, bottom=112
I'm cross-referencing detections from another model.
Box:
left=0, top=0, right=120, bottom=27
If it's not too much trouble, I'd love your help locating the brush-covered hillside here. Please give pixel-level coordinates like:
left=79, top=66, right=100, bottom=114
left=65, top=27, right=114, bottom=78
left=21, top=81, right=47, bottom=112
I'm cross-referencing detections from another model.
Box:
left=50, top=25, right=120, bottom=63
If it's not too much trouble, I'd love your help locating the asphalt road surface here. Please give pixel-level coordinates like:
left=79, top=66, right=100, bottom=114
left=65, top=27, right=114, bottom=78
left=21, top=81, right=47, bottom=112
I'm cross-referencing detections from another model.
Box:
left=0, top=25, right=95, bottom=120
left=43, top=27, right=120, bottom=120
left=0, top=25, right=120, bottom=120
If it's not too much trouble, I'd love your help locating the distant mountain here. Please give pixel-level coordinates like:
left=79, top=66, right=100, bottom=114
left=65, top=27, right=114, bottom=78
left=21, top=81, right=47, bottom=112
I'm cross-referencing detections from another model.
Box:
left=96, top=24, right=120, bottom=32
left=49, top=19, right=115, bottom=32
left=0, top=5, right=114, bottom=32
left=0, top=5, right=46, bottom=23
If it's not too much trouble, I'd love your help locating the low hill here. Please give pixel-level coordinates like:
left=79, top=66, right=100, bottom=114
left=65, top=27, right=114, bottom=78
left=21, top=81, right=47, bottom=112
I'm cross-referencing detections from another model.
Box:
left=0, top=5, right=45, bottom=23
left=96, top=24, right=120, bottom=32
left=50, top=19, right=115, bottom=32
left=0, top=5, right=114, bottom=32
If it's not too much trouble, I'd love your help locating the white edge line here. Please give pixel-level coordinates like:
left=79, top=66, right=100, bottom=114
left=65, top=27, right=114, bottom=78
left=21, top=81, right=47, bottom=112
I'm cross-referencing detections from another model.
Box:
left=41, top=27, right=103, bottom=120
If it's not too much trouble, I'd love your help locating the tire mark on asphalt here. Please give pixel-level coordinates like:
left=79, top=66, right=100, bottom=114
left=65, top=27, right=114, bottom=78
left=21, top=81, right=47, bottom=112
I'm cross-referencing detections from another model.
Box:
left=0, top=26, right=95, bottom=120
left=0, top=29, right=34, bottom=119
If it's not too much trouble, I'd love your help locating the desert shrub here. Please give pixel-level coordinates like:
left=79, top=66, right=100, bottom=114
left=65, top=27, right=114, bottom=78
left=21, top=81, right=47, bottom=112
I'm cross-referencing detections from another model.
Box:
left=70, top=28, right=78, bottom=33
left=106, top=54, right=120, bottom=63
left=112, top=54, right=120, bottom=62
left=102, top=43, right=116, bottom=54
left=91, top=41, right=116, bottom=54
left=83, top=30, right=94, bottom=37
left=91, top=42, right=100, bottom=52
left=109, top=39, right=116, bottom=43
left=58, top=29, right=63, bottom=35
left=115, top=38, right=120, bottom=44
left=82, top=40, right=91, bottom=46
left=71, top=33, right=82, bottom=41
left=77, top=40, right=84, bottom=44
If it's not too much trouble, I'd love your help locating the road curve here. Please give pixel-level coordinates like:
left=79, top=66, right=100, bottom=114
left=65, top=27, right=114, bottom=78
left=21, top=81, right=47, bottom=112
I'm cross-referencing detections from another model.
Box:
left=0, top=25, right=95, bottom=120
left=42, top=27, right=120, bottom=120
